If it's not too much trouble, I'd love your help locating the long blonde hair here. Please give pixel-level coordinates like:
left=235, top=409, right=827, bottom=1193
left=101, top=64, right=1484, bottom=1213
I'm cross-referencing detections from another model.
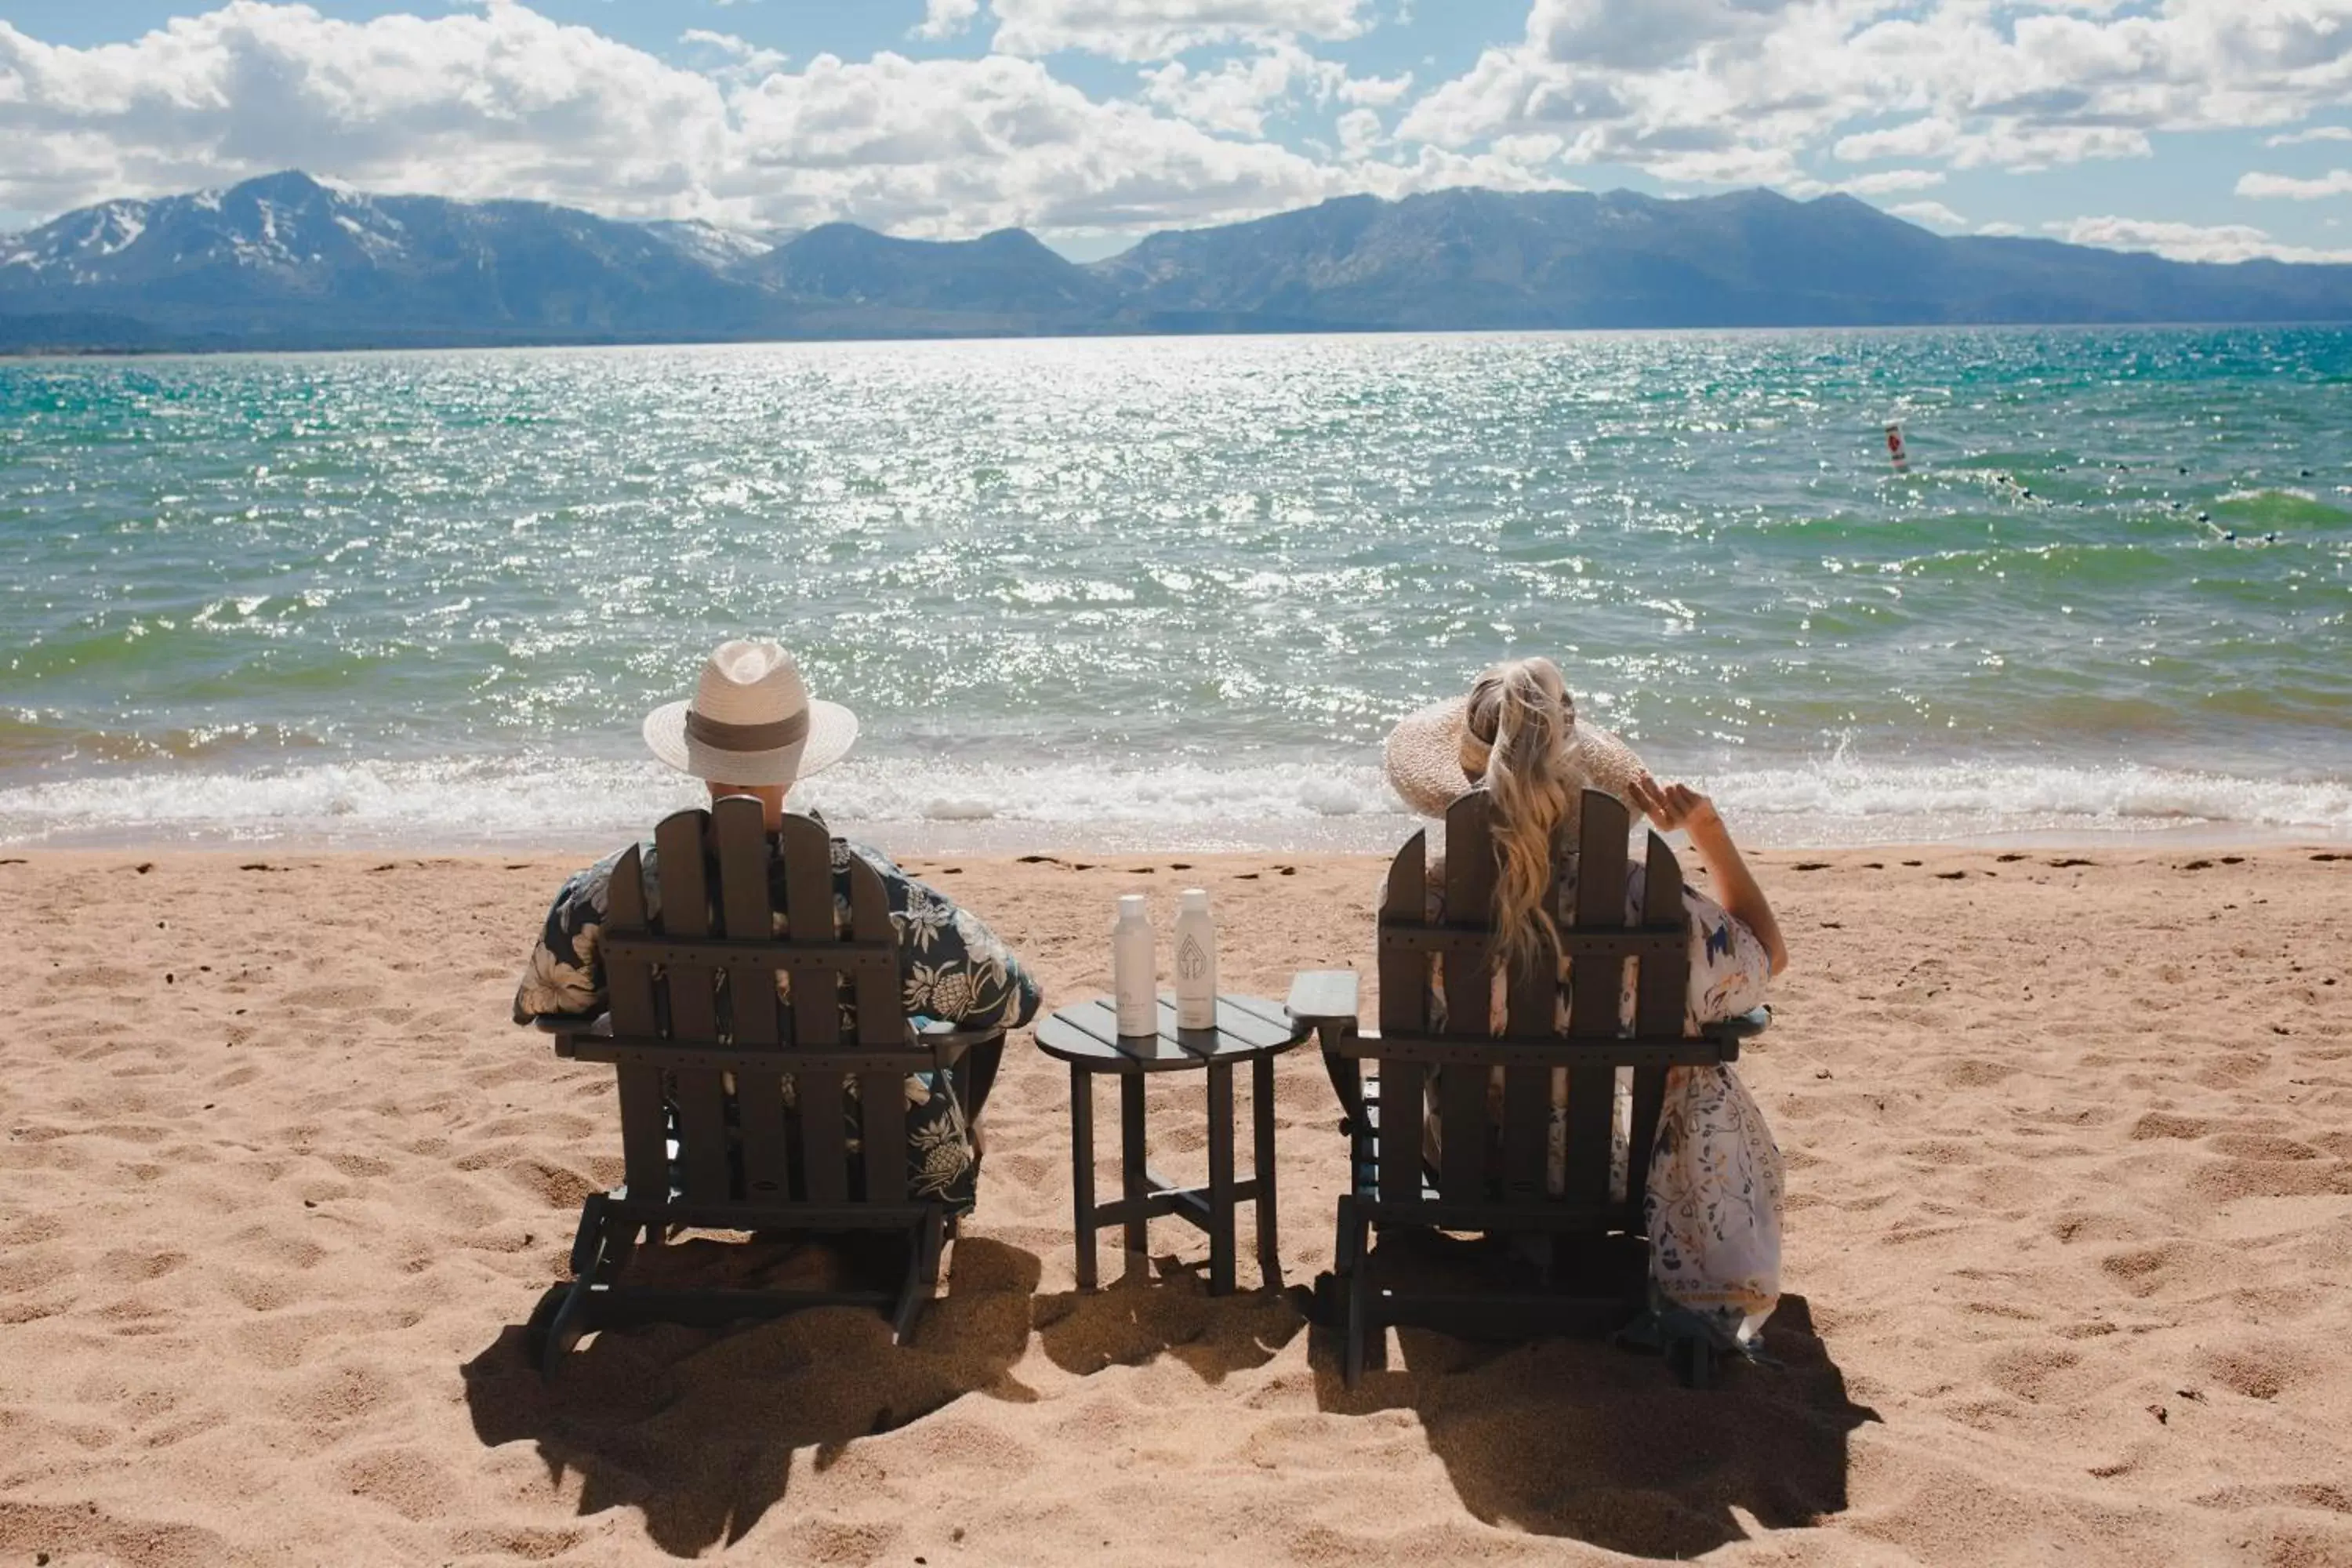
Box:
left=1463, top=658, right=1578, bottom=979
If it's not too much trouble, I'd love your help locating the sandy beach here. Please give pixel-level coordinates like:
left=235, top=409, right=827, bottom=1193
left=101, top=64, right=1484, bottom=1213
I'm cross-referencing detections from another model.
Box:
left=3, top=842, right=2349, bottom=1566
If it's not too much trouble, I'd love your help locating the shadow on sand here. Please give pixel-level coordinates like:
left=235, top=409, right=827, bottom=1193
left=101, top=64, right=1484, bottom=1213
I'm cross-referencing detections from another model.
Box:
left=1030, top=1252, right=1308, bottom=1382
left=1314, top=1253, right=1876, bottom=1559
left=461, top=1234, right=1042, bottom=1559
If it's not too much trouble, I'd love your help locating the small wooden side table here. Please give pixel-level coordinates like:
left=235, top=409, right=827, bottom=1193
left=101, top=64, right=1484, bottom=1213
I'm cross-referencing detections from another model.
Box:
left=1034, top=993, right=1308, bottom=1296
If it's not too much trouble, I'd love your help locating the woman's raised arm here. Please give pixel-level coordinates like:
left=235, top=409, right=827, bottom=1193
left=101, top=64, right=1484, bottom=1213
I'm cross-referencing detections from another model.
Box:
left=1627, top=775, right=1788, bottom=976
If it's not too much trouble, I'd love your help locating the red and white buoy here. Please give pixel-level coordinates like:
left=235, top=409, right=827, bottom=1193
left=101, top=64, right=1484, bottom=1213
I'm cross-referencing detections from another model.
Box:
left=1885, top=420, right=1909, bottom=471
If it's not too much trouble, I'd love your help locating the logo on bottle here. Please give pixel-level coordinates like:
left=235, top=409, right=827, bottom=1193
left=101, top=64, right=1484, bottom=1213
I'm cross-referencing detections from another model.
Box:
left=1178, top=934, right=1207, bottom=981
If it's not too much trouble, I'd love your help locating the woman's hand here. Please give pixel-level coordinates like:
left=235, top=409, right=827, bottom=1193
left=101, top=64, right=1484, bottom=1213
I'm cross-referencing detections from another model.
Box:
left=1629, top=774, right=1722, bottom=837
left=1628, top=774, right=1787, bottom=975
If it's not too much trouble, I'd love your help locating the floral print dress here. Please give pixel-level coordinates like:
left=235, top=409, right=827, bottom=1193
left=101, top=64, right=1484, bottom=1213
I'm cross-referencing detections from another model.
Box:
left=515, top=822, right=1042, bottom=1215
left=1415, top=850, right=1784, bottom=1347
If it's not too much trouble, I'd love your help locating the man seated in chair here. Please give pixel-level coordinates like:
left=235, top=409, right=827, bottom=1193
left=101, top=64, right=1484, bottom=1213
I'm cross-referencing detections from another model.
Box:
left=512, top=638, right=1043, bottom=1214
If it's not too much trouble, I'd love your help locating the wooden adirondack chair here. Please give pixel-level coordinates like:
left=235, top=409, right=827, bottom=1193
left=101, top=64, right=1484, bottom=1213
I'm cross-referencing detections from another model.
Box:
left=524, top=797, right=1006, bottom=1375
left=1288, top=788, right=1766, bottom=1386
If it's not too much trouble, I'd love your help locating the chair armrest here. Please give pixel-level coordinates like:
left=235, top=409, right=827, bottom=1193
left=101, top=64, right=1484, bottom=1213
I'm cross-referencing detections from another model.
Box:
left=535, top=1014, right=612, bottom=1058
left=916, top=1018, right=1007, bottom=1045
left=1700, top=1006, right=1770, bottom=1062
left=1287, top=969, right=1360, bottom=1031
left=916, top=1018, right=1007, bottom=1066
left=1290, top=971, right=1366, bottom=1132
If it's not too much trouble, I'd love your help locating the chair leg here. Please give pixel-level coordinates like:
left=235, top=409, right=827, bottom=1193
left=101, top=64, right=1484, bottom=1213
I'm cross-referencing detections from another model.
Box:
left=1333, top=1193, right=1359, bottom=1274
left=522, top=1283, right=566, bottom=1370
left=1336, top=1195, right=1377, bottom=1387
left=1664, top=1328, right=1719, bottom=1390
left=1345, top=1247, right=1370, bottom=1388
left=565, top=1192, right=611, bottom=1279
left=538, top=1276, right=597, bottom=1380
left=1253, top=1053, right=1281, bottom=1292
left=537, top=1195, right=622, bottom=1380
left=957, top=1034, right=1005, bottom=1125
left=891, top=1208, right=946, bottom=1346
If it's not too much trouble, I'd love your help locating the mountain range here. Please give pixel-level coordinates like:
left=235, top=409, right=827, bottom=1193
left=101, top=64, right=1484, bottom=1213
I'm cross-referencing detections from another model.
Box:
left=5, top=170, right=2350, bottom=352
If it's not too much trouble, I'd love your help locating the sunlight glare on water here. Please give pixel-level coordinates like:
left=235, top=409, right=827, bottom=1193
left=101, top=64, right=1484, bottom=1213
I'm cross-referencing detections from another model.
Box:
left=2, top=328, right=2347, bottom=848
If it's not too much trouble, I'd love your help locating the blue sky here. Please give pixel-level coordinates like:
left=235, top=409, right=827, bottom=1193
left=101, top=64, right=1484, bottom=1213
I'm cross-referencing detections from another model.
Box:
left=4, top=1, right=2350, bottom=263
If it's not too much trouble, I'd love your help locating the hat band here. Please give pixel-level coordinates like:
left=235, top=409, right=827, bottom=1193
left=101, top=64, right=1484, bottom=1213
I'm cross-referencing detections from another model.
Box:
left=684, top=707, right=809, bottom=753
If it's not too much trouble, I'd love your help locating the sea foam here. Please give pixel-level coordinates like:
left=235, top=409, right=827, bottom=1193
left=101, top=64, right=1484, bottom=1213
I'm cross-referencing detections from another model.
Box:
left=0, top=750, right=2341, bottom=852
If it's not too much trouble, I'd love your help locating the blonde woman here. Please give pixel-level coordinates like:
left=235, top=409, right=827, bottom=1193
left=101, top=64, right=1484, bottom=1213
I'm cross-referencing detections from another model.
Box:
left=1382, top=656, right=1788, bottom=1351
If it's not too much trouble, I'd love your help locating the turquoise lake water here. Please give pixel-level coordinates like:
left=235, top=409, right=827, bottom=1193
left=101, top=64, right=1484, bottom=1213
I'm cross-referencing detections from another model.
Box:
left=2, top=328, right=2347, bottom=849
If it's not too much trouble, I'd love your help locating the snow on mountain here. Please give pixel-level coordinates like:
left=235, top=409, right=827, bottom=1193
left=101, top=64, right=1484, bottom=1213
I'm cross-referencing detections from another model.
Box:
left=636, top=218, right=788, bottom=271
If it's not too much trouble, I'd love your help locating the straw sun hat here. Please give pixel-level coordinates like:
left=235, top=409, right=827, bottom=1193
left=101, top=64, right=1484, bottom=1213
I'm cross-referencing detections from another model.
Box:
left=1383, top=686, right=1649, bottom=822
left=642, top=640, right=858, bottom=787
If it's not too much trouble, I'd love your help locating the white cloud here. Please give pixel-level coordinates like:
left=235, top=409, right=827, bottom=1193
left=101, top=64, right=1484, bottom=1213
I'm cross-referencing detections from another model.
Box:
left=680, top=30, right=789, bottom=78
left=1530, top=0, right=1806, bottom=71
left=0, top=4, right=735, bottom=223
left=1139, top=43, right=1345, bottom=137
left=2264, top=125, right=2352, bottom=147
left=2236, top=168, right=2352, bottom=200
left=911, top=0, right=982, bottom=42
left=1975, top=220, right=2024, bottom=236
left=1338, top=70, right=1414, bottom=107
left=1403, top=0, right=2352, bottom=188
left=15, top=0, right=2346, bottom=263
left=2053, top=215, right=2352, bottom=265
left=1832, top=119, right=1958, bottom=165
left=988, top=0, right=1374, bottom=62
left=0, top=2, right=1573, bottom=245
left=1840, top=167, right=1944, bottom=194
left=701, top=50, right=1356, bottom=237
left=1889, top=199, right=1965, bottom=228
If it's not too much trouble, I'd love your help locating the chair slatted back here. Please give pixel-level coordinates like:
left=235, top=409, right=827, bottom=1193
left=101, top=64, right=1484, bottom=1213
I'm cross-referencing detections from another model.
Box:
left=1375, top=828, right=1430, bottom=1210
left=1371, top=788, right=1693, bottom=1230
left=596, top=798, right=927, bottom=1215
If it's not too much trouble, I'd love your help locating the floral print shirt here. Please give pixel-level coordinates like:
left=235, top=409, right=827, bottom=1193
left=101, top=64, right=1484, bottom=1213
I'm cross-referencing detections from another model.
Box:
left=514, top=822, right=1041, bottom=1213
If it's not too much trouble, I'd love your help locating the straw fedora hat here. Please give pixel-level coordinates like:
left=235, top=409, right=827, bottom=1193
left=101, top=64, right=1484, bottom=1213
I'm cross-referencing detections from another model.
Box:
left=1383, top=687, right=1648, bottom=822
left=642, top=640, right=858, bottom=787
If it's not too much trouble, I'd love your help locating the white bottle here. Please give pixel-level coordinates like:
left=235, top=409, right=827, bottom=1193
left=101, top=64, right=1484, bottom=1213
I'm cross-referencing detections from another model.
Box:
left=1173, top=887, right=1218, bottom=1030
left=1112, top=895, right=1157, bottom=1038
